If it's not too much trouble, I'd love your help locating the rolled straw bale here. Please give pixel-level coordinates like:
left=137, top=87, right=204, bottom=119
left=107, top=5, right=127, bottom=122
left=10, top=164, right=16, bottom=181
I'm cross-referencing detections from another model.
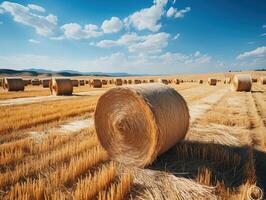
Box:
left=0, top=78, right=2, bottom=87
left=123, top=79, right=128, bottom=84
left=42, top=79, right=50, bottom=88
left=252, top=78, right=257, bottom=83
left=109, top=80, right=112, bottom=84
left=208, top=78, right=217, bottom=86
left=23, top=80, right=28, bottom=86
left=85, top=80, right=89, bottom=84
left=92, top=79, right=102, bottom=88
left=149, top=79, right=155, bottom=83
left=180, top=80, right=184, bottom=83
left=158, top=79, right=168, bottom=85
left=134, top=79, right=141, bottom=84
left=3, top=77, right=25, bottom=91
left=31, top=79, right=41, bottom=86
left=226, top=77, right=231, bottom=84
left=199, top=80, right=203, bottom=84
left=231, top=74, right=252, bottom=92
left=71, top=79, right=79, bottom=87
left=94, top=83, right=190, bottom=167
left=50, top=78, right=73, bottom=95
left=128, top=80, right=132, bottom=84
left=142, top=80, right=147, bottom=83
left=260, top=76, right=266, bottom=84
left=79, top=80, right=85, bottom=86
left=174, top=79, right=180, bottom=84
left=102, top=80, right=108, bottom=85
left=115, top=78, right=123, bottom=86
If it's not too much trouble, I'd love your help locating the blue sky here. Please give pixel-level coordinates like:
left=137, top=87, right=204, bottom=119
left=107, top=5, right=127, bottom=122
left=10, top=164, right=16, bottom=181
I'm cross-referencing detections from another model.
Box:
left=0, top=0, right=266, bottom=74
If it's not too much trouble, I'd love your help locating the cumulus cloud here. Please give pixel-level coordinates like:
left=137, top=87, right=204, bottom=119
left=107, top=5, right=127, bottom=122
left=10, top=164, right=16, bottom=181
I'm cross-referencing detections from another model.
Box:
left=0, top=1, right=57, bottom=36
left=28, top=39, right=40, bottom=44
left=101, top=17, right=123, bottom=33
left=166, top=6, right=191, bottom=18
left=237, top=46, right=266, bottom=60
left=27, top=4, right=45, bottom=13
left=61, top=23, right=103, bottom=39
left=95, top=32, right=170, bottom=54
left=124, top=0, right=168, bottom=32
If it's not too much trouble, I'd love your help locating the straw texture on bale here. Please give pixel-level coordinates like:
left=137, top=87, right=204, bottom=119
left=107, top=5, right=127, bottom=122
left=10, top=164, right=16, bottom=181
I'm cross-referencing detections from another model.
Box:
left=3, top=77, right=25, bottom=91
left=71, top=79, right=79, bottom=87
left=31, top=79, right=41, bottom=86
left=50, top=78, right=73, bottom=96
left=134, top=80, right=141, bottom=84
left=79, top=80, right=85, bottom=86
left=102, top=80, right=108, bottom=85
left=231, top=74, right=252, bottom=92
left=94, top=83, right=190, bottom=167
left=115, top=78, right=123, bottom=86
left=92, top=79, right=102, bottom=88
left=260, top=76, right=266, bottom=84
left=42, top=79, right=50, bottom=88
left=158, top=79, right=168, bottom=85
left=208, top=78, right=217, bottom=86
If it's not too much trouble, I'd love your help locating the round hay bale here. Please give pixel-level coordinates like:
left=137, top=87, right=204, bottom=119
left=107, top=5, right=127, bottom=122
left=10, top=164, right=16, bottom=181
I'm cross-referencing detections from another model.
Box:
left=92, top=79, right=102, bottom=88
left=199, top=80, right=203, bottom=84
left=42, top=79, right=50, bottom=88
left=94, top=83, right=190, bottom=167
left=260, top=76, right=266, bottom=84
left=134, top=79, right=141, bottom=84
left=71, top=79, right=79, bottom=87
left=149, top=79, right=155, bottom=83
left=31, top=79, right=41, bottom=86
left=79, top=80, right=85, bottom=86
left=180, top=80, right=184, bottom=83
left=23, top=80, right=28, bottom=86
left=50, top=78, right=73, bottom=96
left=231, top=74, right=252, bottom=92
left=115, top=78, right=123, bottom=86
left=142, top=80, right=148, bottom=83
left=208, top=78, right=217, bottom=86
left=0, top=78, right=3, bottom=87
left=128, top=80, right=132, bottom=84
left=3, top=77, right=25, bottom=91
left=158, top=79, right=168, bottom=85
left=226, top=77, right=231, bottom=84
left=174, top=79, right=180, bottom=84
left=252, top=78, right=258, bottom=83
left=123, top=79, right=128, bottom=84
left=101, top=80, right=108, bottom=85
left=85, top=80, right=89, bottom=84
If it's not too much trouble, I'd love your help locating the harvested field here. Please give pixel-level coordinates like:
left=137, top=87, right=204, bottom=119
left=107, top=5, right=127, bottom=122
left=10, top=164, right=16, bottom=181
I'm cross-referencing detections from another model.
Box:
left=0, top=72, right=266, bottom=200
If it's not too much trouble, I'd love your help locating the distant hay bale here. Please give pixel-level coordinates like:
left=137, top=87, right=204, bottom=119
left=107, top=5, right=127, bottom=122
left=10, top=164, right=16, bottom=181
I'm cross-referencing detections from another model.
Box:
left=149, top=79, right=155, bottom=83
left=158, top=79, right=168, bottom=85
left=174, top=79, right=180, bottom=84
left=226, top=77, right=231, bottom=84
left=71, top=79, right=79, bottom=87
left=199, top=80, right=203, bottom=84
left=134, top=79, right=141, bottom=84
left=143, top=80, right=148, bottom=83
left=252, top=78, right=257, bottom=83
left=31, top=79, right=41, bottom=86
left=94, top=83, right=190, bottom=167
left=23, top=80, right=28, bottom=86
left=85, top=80, right=89, bottom=84
left=123, top=79, right=128, bottom=84
left=115, top=78, right=123, bottom=86
left=50, top=78, right=73, bottom=96
left=0, top=78, right=3, bottom=87
left=3, top=77, right=25, bottom=91
left=208, top=78, right=217, bottom=86
left=79, top=80, right=85, bottom=86
left=42, top=79, right=50, bottom=88
left=102, top=80, right=108, bottom=85
left=109, top=80, right=112, bottom=84
left=260, top=76, right=266, bottom=84
left=180, top=80, right=184, bottom=83
left=92, top=79, right=102, bottom=88
left=231, top=74, right=252, bottom=92
left=128, top=80, right=132, bottom=84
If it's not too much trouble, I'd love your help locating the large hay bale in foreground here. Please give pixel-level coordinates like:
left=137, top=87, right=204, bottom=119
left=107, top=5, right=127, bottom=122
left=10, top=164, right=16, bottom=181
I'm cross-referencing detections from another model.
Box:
left=50, top=78, right=73, bottom=95
left=71, top=79, right=79, bottom=87
left=31, top=79, right=41, bottom=86
left=42, top=79, right=50, bottom=88
left=94, top=83, right=190, bottom=167
left=115, top=78, right=123, bottom=86
left=260, top=76, right=266, bottom=84
left=231, top=74, right=252, bottom=92
left=79, top=80, right=85, bottom=86
left=208, top=78, right=217, bottom=86
left=92, top=79, right=102, bottom=88
left=158, top=79, right=168, bottom=85
left=3, top=77, right=25, bottom=91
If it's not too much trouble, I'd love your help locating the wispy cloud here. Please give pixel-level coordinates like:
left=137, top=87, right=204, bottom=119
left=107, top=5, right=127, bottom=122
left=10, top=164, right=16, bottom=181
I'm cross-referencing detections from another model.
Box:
left=27, top=4, right=45, bottom=13
left=28, top=39, right=40, bottom=44
left=173, top=33, right=180, bottom=40
left=260, top=33, right=266, bottom=37
left=237, top=46, right=266, bottom=60
left=166, top=6, right=191, bottom=18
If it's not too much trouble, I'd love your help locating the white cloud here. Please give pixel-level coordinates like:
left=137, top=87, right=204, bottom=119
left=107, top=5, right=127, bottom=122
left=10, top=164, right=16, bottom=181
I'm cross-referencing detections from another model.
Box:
left=262, top=24, right=266, bottom=29
left=173, top=33, right=180, bottom=40
left=0, top=1, right=57, bottom=36
left=237, top=46, right=266, bottom=60
left=28, top=39, right=40, bottom=44
left=194, top=51, right=200, bottom=57
left=101, top=17, right=123, bottom=33
left=96, top=32, right=170, bottom=54
left=166, top=6, right=191, bottom=18
left=27, top=4, right=45, bottom=13
left=261, top=33, right=266, bottom=37
left=61, top=23, right=103, bottom=40
left=124, top=0, right=168, bottom=32
left=0, top=7, right=5, bottom=13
